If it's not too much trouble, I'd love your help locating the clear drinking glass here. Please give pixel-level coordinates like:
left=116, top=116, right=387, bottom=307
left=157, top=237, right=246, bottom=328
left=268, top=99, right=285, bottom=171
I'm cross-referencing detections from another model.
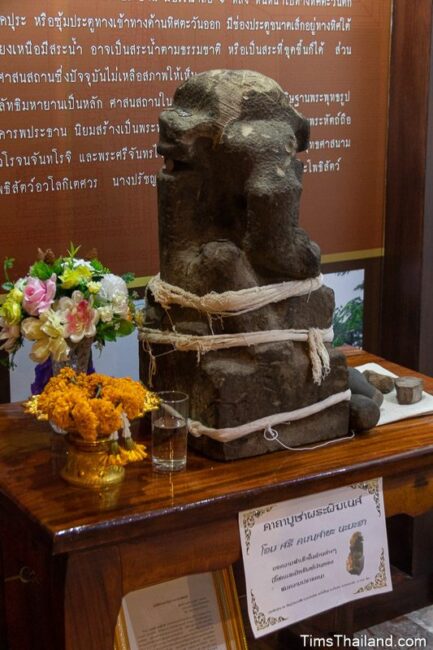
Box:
left=151, top=392, right=189, bottom=472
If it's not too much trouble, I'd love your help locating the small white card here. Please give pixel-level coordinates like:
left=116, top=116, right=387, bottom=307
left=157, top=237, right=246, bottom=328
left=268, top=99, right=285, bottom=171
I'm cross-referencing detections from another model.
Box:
left=239, top=478, right=392, bottom=638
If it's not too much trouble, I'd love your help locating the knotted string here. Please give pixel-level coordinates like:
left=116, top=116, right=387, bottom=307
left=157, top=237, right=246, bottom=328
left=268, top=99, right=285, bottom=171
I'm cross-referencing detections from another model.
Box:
left=264, top=425, right=355, bottom=451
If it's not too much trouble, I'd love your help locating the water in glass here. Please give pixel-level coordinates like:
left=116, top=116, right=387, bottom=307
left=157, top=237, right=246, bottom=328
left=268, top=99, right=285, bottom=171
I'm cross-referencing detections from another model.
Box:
left=152, top=414, right=188, bottom=471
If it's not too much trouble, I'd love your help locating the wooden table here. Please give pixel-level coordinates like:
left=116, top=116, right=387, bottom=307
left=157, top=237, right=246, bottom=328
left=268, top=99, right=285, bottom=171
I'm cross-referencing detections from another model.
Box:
left=2, top=350, right=433, bottom=649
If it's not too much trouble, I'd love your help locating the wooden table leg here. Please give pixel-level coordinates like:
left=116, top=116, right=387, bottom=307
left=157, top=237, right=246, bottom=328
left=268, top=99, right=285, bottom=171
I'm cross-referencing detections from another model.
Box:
left=65, top=546, right=123, bottom=650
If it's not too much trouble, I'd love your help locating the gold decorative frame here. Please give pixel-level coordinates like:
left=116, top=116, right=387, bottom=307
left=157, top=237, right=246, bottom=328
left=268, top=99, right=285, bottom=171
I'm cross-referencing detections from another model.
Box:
left=114, top=567, right=248, bottom=650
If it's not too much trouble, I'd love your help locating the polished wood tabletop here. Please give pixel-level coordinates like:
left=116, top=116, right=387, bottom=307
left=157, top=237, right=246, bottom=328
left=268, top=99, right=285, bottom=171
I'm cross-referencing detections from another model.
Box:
left=1, top=350, right=433, bottom=556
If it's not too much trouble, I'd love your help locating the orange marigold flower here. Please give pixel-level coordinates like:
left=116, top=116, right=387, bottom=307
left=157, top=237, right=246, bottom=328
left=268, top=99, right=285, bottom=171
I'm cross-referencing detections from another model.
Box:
left=25, top=368, right=159, bottom=442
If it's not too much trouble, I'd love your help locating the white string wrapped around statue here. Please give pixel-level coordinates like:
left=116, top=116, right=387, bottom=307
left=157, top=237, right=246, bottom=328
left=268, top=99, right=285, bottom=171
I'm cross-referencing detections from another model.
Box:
left=139, top=326, right=333, bottom=386
left=139, top=274, right=342, bottom=442
left=188, top=389, right=352, bottom=443
left=140, top=273, right=334, bottom=386
left=148, top=273, right=323, bottom=317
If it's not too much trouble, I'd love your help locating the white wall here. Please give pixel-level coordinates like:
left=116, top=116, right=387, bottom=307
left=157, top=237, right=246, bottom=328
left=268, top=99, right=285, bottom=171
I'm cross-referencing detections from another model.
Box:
left=10, top=332, right=140, bottom=402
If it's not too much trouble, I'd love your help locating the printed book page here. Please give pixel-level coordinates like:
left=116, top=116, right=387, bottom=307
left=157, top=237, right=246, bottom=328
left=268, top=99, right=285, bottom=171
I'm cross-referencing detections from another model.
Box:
left=118, top=572, right=242, bottom=650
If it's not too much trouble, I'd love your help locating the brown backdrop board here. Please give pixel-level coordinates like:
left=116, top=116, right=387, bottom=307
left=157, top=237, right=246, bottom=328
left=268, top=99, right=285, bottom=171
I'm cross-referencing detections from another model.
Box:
left=0, top=0, right=391, bottom=280
left=382, top=0, right=433, bottom=373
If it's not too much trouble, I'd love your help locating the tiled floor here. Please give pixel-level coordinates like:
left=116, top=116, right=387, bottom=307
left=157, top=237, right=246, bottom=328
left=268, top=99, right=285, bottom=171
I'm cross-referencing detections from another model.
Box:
left=245, top=604, right=433, bottom=648
left=354, top=605, right=433, bottom=647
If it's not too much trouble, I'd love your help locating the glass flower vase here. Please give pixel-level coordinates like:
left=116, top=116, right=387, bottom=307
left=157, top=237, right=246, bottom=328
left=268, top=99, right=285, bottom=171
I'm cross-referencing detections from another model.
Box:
left=52, top=337, right=94, bottom=375
left=49, top=338, right=94, bottom=435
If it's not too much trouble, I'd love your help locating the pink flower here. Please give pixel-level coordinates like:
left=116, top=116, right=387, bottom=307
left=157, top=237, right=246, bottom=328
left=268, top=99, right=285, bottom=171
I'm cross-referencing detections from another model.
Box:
left=57, top=291, right=99, bottom=343
left=23, top=274, right=56, bottom=316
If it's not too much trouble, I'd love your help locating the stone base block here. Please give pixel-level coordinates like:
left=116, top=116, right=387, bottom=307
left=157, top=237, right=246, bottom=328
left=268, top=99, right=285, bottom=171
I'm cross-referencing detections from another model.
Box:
left=188, top=401, right=350, bottom=460
left=140, top=342, right=350, bottom=461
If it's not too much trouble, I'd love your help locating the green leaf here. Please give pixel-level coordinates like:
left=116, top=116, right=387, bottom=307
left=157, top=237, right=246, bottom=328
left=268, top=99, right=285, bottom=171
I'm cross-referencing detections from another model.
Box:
left=116, top=319, right=135, bottom=337
left=333, top=297, right=364, bottom=347
left=0, top=345, right=20, bottom=369
left=52, top=258, right=64, bottom=276
left=96, top=322, right=117, bottom=341
left=90, top=259, right=104, bottom=272
left=77, top=282, right=91, bottom=296
left=2, top=282, right=14, bottom=291
left=90, top=260, right=110, bottom=276
left=0, top=356, right=11, bottom=369
left=102, top=329, right=117, bottom=342
left=66, top=243, right=81, bottom=259
left=122, top=272, right=135, bottom=285
left=29, top=261, right=53, bottom=280
left=96, top=318, right=135, bottom=342
left=4, top=257, right=14, bottom=271
left=3, top=257, right=15, bottom=285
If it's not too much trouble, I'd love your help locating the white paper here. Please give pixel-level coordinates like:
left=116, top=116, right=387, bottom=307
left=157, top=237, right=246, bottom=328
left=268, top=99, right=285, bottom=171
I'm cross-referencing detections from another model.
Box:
left=122, top=573, right=227, bottom=650
left=355, top=362, right=433, bottom=425
left=239, top=478, right=392, bottom=638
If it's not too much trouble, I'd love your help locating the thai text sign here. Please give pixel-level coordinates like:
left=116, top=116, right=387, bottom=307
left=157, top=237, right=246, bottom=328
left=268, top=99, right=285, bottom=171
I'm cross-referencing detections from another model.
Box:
left=0, top=0, right=391, bottom=277
left=239, top=477, right=392, bottom=638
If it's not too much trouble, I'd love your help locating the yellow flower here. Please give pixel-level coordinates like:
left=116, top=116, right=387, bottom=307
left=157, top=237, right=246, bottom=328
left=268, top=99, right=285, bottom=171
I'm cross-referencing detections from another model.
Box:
left=29, top=336, right=69, bottom=363
left=123, top=439, right=148, bottom=462
left=106, top=448, right=128, bottom=466
left=39, top=309, right=64, bottom=338
left=1, top=299, right=22, bottom=325
left=29, top=339, right=52, bottom=363
left=87, top=281, right=101, bottom=294
left=60, top=266, right=93, bottom=289
left=9, top=287, right=23, bottom=303
left=134, top=310, right=145, bottom=327
left=0, top=313, right=21, bottom=353
left=25, top=395, right=48, bottom=420
left=21, top=317, right=44, bottom=340
left=49, top=336, right=69, bottom=362
left=21, top=315, right=68, bottom=363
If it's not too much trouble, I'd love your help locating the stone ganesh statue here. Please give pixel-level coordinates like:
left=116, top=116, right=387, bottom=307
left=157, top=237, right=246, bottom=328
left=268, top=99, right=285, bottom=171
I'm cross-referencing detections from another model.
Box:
left=139, top=69, right=365, bottom=460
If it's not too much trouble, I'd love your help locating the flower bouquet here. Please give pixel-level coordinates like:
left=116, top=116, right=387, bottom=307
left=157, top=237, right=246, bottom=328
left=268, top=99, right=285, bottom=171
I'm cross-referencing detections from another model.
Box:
left=26, top=368, right=160, bottom=487
left=0, top=244, right=137, bottom=391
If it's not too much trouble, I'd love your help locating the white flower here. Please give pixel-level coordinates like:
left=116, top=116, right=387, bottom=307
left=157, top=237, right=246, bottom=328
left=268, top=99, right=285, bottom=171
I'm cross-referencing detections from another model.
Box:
left=97, top=274, right=130, bottom=317
left=98, top=305, right=114, bottom=323
left=71, top=258, right=94, bottom=270
left=98, top=274, right=128, bottom=300
left=57, top=291, right=99, bottom=343
left=111, top=293, right=129, bottom=318
left=14, top=277, right=27, bottom=292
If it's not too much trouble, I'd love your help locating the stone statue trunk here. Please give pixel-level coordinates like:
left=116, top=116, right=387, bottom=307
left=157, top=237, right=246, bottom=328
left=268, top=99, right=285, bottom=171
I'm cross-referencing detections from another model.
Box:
left=140, top=69, right=350, bottom=460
